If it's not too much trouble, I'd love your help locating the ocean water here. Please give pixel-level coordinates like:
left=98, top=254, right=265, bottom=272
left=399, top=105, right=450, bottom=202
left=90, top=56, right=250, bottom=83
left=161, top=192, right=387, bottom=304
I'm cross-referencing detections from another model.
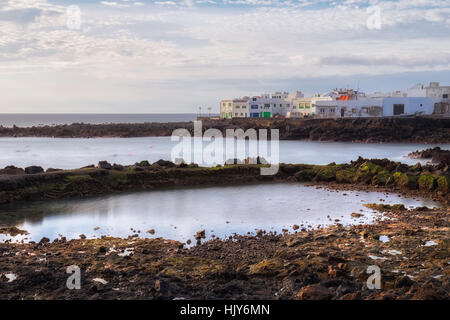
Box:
left=0, top=183, right=439, bottom=243
left=0, top=113, right=206, bottom=127
left=0, top=137, right=448, bottom=169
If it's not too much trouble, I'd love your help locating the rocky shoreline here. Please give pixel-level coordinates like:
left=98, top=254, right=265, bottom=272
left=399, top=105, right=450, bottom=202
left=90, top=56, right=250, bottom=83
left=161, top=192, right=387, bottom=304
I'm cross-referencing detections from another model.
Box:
left=0, top=157, right=449, bottom=206
left=0, top=159, right=449, bottom=300
left=0, top=203, right=448, bottom=300
left=1, top=117, right=450, bottom=143
left=408, top=147, right=450, bottom=165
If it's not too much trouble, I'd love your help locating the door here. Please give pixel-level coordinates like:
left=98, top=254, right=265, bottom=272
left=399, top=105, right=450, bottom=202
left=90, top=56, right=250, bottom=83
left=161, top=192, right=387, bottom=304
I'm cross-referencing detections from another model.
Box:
left=340, top=108, right=345, bottom=117
left=393, top=104, right=404, bottom=115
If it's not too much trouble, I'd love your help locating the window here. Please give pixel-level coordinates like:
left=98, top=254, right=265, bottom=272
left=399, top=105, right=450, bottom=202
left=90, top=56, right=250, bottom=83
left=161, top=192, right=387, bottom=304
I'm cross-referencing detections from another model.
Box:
left=236, top=106, right=240, bottom=109
left=319, top=108, right=325, bottom=113
left=242, top=106, right=246, bottom=109
left=235, top=113, right=238, bottom=116
left=393, top=104, right=404, bottom=115
left=444, top=94, right=449, bottom=99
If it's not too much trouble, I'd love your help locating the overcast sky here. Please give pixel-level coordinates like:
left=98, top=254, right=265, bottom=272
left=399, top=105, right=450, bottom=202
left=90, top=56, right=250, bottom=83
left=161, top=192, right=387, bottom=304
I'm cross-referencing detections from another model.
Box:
left=0, top=0, right=449, bottom=113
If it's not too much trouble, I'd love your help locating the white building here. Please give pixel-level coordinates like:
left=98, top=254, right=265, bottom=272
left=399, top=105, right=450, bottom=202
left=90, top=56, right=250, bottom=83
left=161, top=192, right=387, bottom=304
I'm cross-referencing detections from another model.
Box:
left=315, top=97, right=440, bottom=118
left=223, top=91, right=301, bottom=119
left=382, top=97, right=439, bottom=116
left=425, top=82, right=450, bottom=100
left=290, top=96, right=333, bottom=118
left=315, top=99, right=383, bottom=118
left=220, top=98, right=250, bottom=119
left=367, top=82, right=450, bottom=99
left=220, top=100, right=233, bottom=119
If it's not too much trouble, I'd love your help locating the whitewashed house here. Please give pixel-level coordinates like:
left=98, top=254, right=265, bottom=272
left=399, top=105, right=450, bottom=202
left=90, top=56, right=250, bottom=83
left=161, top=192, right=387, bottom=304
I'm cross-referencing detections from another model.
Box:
left=290, top=96, right=333, bottom=118
left=220, top=98, right=250, bottom=119
left=223, top=91, right=299, bottom=119
left=314, top=97, right=441, bottom=118
left=425, top=82, right=450, bottom=100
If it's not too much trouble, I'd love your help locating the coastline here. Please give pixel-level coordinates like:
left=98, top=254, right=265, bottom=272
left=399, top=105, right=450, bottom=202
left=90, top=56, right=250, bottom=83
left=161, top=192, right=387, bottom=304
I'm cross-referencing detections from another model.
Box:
left=0, top=158, right=449, bottom=206
left=1, top=117, right=450, bottom=143
left=1, top=158, right=449, bottom=300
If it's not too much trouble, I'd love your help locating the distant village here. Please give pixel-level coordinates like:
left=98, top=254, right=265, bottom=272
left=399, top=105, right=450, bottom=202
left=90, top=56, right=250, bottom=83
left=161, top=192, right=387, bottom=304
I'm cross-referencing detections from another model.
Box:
left=220, top=82, right=450, bottom=119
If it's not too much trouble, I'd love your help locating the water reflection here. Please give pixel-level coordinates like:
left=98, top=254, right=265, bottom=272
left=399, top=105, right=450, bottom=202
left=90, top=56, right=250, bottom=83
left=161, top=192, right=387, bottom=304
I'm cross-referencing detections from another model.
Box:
left=0, top=183, right=439, bottom=243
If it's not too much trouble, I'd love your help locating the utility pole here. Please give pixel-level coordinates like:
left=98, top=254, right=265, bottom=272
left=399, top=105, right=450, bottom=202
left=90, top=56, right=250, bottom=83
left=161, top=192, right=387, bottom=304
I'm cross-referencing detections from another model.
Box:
left=207, top=107, right=212, bottom=117
left=198, top=106, right=202, bottom=117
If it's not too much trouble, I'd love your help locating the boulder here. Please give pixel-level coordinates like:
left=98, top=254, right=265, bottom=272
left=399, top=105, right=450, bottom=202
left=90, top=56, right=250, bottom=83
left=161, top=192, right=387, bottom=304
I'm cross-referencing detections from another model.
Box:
left=394, top=276, right=414, bottom=289
left=97, top=161, right=112, bottom=170
left=296, top=284, right=333, bottom=300
left=195, top=230, right=206, bottom=240
left=25, top=166, right=44, bottom=174
left=153, top=159, right=175, bottom=167
left=0, top=165, right=24, bottom=175
left=138, top=160, right=150, bottom=167
left=38, top=237, right=50, bottom=245
left=112, top=163, right=124, bottom=171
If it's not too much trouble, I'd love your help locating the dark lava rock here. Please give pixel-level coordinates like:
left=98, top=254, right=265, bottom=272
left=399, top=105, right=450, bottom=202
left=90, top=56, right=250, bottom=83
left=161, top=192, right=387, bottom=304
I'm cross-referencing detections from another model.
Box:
left=153, top=159, right=175, bottom=167
left=409, top=147, right=450, bottom=165
left=195, top=230, right=206, bottom=240
left=97, top=161, right=112, bottom=170
left=296, top=284, right=334, bottom=300
left=395, top=276, right=415, bottom=289
left=0, top=165, right=24, bottom=175
left=45, top=168, right=62, bottom=172
left=112, top=163, right=124, bottom=171
left=25, top=166, right=44, bottom=174
left=138, top=160, right=150, bottom=167
left=39, top=237, right=50, bottom=245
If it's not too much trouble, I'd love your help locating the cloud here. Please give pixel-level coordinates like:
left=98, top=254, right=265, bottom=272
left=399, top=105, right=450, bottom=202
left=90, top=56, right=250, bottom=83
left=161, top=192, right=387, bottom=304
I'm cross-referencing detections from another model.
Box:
left=0, top=0, right=448, bottom=112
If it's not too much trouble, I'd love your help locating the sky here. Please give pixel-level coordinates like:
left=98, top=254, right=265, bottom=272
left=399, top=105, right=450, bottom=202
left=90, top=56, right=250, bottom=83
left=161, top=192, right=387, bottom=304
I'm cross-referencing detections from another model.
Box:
left=0, top=0, right=449, bottom=113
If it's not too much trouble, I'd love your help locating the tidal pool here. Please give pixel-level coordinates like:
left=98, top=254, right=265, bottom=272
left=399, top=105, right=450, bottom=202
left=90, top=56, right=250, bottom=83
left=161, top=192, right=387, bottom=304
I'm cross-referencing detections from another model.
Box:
left=0, top=183, right=439, bottom=243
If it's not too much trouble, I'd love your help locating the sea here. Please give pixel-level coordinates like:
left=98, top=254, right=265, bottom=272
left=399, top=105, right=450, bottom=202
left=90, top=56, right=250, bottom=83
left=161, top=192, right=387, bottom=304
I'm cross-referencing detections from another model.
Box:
left=0, top=113, right=209, bottom=127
